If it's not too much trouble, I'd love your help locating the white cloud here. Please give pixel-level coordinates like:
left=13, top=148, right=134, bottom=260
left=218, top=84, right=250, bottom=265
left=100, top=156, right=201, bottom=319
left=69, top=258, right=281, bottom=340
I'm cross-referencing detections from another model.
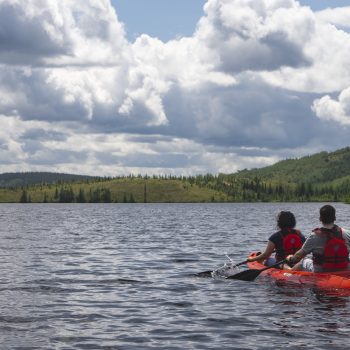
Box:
left=260, top=10, right=350, bottom=93
left=312, top=87, right=350, bottom=125
left=195, top=0, right=313, bottom=73
left=0, top=0, right=350, bottom=175
left=316, top=6, right=350, bottom=29
left=0, top=0, right=128, bottom=66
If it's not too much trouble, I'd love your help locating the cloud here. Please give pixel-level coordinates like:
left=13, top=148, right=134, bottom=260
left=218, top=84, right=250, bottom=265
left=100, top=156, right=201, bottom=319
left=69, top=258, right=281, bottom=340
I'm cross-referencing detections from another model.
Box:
left=316, top=6, right=350, bottom=30
left=195, top=0, right=313, bottom=73
left=0, top=0, right=69, bottom=65
left=0, top=0, right=350, bottom=175
left=0, top=0, right=128, bottom=66
left=260, top=8, right=350, bottom=94
left=312, top=87, right=350, bottom=125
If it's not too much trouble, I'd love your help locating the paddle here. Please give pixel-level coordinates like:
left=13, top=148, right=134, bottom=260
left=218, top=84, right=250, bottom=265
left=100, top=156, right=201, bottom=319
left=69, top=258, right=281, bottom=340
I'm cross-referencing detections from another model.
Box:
left=195, top=259, right=249, bottom=278
left=226, top=259, right=287, bottom=282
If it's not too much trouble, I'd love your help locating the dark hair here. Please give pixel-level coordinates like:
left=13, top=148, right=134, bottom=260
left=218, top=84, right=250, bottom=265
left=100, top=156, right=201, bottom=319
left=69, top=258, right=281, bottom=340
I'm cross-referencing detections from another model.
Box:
left=277, top=211, right=296, bottom=230
left=320, top=205, right=336, bottom=224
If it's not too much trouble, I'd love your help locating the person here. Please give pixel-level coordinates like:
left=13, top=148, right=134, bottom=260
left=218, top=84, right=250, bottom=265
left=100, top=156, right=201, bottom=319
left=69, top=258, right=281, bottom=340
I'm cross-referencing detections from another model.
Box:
left=247, top=211, right=305, bottom=270
left=287, top=205, right=350, bottom=272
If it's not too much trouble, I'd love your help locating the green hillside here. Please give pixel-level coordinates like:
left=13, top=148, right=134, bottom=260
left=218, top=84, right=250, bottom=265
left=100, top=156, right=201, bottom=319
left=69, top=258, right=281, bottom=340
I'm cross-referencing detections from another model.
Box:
left=0, top=177, right=227, bottom=203
left=233, top=147, right=350, bottom=185
left=219, top=147, right=350, bottom=202
left=2, top=147, right=350, bottom=203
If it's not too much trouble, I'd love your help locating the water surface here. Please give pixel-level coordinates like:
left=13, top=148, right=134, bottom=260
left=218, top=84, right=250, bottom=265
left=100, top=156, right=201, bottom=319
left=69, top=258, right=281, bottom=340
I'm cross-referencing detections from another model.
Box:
left=1, top=203, right=350, bottom=349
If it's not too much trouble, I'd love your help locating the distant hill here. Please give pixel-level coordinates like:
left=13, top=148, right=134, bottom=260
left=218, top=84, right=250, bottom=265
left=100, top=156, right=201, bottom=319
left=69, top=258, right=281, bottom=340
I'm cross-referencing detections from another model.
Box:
left=213, top=147, right=350, bottom=202
left=0, top=172, right=100, bottom=188
left=231, top=147, right=350, bottom=185
left=1, top=147, right=350, bottom=203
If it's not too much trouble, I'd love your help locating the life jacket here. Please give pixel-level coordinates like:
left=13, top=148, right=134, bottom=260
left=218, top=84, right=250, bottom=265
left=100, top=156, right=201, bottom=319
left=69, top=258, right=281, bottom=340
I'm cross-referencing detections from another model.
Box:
left=277, top=229, right=303, bottom=260
left=312, top=225, right=349, bottom=270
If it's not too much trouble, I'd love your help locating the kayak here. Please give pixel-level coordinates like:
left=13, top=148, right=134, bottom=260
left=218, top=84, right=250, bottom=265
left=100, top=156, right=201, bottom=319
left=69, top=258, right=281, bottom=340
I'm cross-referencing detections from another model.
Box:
left=247, top=252, right=350, bottom=290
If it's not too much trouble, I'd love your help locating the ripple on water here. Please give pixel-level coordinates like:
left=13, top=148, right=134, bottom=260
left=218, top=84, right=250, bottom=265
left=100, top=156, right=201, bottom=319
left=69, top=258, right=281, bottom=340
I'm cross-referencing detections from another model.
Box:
left=1, top=203, right=350, bottom=349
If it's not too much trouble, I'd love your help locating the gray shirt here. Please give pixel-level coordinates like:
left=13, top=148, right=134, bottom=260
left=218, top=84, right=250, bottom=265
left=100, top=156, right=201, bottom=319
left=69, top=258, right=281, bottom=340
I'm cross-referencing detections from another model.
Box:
left=301, top=226, right=350, bottom=272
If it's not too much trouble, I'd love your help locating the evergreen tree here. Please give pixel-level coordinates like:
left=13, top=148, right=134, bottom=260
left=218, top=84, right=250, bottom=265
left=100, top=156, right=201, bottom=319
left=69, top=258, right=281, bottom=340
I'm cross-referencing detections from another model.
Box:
left=90, top=188, right=101, bottom=203
left=59, top=187, right=75, bottom=203
left=101, top=188, right=112, bottom=203
left=76, top=188, right=86, bottom=203
left=20, top=189, right=28, bottom=203
left=54, top=187, right=59, bottom=201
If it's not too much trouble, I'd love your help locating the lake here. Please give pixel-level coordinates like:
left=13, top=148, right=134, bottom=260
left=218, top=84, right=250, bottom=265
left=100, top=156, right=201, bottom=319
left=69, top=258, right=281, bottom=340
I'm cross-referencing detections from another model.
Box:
left=1, top=202, right=350, bottom=349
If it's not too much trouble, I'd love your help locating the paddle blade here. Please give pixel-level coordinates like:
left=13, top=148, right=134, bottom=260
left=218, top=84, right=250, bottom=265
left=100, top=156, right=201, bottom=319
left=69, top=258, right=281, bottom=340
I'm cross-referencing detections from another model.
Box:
left=194, top=270, right=213, bottom=278
left=226, top=259, right=286, bottom=281
left=226, top=269, right=261, bottom=281
left=195, top=259, right=250, bottom=279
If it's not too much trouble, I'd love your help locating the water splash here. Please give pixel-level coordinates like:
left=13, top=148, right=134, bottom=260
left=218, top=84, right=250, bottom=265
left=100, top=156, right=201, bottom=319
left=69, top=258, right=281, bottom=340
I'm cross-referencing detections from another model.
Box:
left=212, top=254, right=243, bottom=278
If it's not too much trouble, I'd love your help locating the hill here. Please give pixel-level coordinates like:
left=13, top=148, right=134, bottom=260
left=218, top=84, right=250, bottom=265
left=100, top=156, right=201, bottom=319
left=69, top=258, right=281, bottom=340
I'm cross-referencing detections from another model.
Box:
left=232, top=147, right=350, bottom=185
left=0, top=172, right=100, bottom=188
left=0, top=176, right=226, bottom=203
left=219, top=147, right=350, bottom=202
left=2, top=147, right=350, bottom=203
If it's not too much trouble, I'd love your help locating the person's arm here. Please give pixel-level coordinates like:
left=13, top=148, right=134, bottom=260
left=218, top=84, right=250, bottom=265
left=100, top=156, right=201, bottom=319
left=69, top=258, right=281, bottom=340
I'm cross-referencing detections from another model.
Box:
left=247, top=240, right=275, bottom=262
left=287, top=233, right=314, bottom=265
left=342, top=228, right=350, bottom=242
left=286, top=248, right=307, bottom=265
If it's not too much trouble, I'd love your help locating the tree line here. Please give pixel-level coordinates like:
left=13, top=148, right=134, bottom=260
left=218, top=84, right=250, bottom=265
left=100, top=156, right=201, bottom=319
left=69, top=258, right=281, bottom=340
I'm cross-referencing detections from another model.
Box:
left=19, top=187, right=137, bottom=203
left=15, top=174, right=350, bottom=203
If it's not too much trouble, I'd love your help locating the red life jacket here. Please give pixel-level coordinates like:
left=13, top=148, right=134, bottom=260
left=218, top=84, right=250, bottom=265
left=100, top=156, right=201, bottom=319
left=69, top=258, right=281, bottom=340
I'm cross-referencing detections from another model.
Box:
left=279, top=229, right=303, bottom=259
left=312, top=226, right=349, bottom=270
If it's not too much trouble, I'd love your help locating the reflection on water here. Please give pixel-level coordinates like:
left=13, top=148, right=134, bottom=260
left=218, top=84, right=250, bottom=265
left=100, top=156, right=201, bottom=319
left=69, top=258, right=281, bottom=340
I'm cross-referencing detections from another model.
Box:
left=1, top=203, right=350, bottom=349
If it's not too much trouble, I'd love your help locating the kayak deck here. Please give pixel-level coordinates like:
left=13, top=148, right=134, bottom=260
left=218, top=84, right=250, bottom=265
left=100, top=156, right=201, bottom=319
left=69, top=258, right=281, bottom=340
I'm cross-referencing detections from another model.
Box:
left=247, top=252, right=350, bottom=290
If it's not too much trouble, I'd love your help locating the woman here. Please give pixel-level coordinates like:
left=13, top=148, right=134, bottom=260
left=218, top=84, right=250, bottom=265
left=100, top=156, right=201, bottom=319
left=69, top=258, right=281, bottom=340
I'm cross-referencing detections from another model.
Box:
left=247, top=211, right=305, bottom=270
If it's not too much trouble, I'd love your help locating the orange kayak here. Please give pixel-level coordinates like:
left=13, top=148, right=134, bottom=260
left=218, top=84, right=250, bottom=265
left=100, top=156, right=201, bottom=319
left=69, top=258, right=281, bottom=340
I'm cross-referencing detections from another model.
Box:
left=247, top=252, right=350, bottom=290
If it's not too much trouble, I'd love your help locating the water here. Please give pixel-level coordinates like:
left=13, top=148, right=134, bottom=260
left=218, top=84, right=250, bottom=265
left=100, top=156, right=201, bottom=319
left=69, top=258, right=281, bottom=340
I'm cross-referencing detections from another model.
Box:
left=1, top=203, right=350, bottom=349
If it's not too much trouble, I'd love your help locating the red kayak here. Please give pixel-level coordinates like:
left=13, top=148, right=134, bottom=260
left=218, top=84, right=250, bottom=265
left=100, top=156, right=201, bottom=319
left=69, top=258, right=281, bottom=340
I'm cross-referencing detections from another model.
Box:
left=247, top=252, right=350, bottom=290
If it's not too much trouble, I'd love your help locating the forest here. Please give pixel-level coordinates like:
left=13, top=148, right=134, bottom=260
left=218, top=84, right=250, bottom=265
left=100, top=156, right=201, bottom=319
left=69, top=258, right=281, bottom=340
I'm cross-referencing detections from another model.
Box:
left=2, top=147, right=350, bottom=203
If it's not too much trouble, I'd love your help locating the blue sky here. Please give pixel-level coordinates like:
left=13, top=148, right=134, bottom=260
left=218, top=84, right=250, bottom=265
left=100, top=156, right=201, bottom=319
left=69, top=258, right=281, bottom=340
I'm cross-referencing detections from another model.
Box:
left=111, top=0, right=207, bottom=41
left=1, top=0, right=350, bottom=176
left=301, top=0, right=349, bottom=10
left=112, top=0, right=349, bottom=41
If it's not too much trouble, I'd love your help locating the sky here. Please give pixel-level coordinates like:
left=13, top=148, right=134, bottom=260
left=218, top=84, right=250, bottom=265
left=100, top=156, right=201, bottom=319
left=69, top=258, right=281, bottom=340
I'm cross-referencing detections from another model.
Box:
left=1, top=0, right=350, bottom=176
left=113, top=0, right=350, bottom=41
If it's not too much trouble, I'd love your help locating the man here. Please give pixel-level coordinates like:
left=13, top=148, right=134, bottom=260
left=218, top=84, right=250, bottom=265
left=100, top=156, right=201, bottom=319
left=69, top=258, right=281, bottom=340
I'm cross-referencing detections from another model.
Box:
left=287, top=205, right=350, bottom=272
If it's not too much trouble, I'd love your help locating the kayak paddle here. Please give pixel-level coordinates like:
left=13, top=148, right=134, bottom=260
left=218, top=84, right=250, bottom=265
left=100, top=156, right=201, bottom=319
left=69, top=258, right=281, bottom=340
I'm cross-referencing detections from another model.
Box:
left=195, top=259, right=249, bottom=278
left=226, top=259, right=287, bottom=282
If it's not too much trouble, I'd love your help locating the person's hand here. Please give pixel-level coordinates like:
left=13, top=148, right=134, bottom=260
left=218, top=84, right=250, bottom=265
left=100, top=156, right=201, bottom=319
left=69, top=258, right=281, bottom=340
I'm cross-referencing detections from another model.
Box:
left=285, top=255, right=295, bottom=267
left=286, top=255, right=294, bottom=263
left=247, top=257, right=254, bottom=262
